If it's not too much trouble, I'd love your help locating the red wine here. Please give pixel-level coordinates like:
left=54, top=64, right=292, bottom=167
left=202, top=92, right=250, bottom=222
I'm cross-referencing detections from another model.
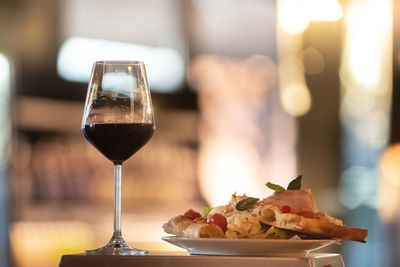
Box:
left=83, top=123, right=154, bottom=164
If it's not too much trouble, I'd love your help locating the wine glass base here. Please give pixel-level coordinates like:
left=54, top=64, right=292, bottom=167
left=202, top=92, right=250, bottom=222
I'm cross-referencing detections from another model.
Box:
left=84, top=246, right=149, bottom=256
left=84, top=233, right=149, bottom=256
left=85, top=246, right=149, bottom=256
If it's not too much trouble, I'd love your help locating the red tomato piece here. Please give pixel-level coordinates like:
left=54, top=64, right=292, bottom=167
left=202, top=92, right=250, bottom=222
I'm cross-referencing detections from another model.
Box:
left=207, top=213, right=227, bottom=232
left=183, top=209, right=202, bottom=220
left=281, top=205, right=291, bottom=213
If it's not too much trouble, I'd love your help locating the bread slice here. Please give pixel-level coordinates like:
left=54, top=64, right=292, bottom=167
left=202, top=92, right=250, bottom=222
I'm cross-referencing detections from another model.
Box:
left=254, top=205, right=368, bottom=242
left=163, top=215, right=225, bottom=238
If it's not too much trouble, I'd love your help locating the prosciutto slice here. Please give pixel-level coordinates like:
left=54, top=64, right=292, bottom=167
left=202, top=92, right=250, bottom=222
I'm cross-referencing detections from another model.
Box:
left=259, top=189, right=318, bottom=214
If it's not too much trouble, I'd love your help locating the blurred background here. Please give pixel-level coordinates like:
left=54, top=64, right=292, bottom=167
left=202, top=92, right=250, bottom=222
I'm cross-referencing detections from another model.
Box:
left=0, top=0, right=398, bottom=266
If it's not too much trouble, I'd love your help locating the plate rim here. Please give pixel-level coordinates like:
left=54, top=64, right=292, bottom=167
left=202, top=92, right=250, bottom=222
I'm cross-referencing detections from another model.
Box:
left=162, top=236, right=337, bottom=244
left=161, top=236, right=337, bottom=257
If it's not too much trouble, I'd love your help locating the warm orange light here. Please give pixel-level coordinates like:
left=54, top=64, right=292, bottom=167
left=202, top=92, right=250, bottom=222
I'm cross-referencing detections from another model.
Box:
left=307, top=0, right=343, bottom=22
left=281, top=84, right=312, bottom=117
left=278, top=0, right=310, bottom=35
left=343, top=0, right=392, bottom=88
left=277, top=0, right=343, bottom=35
left=339, top=0, right=392, bottom=154
left=189, top=55, right=296, bottom=206
left=378, top=144, right=400, bottom=222
left=10, top=221, right=95, bottom=267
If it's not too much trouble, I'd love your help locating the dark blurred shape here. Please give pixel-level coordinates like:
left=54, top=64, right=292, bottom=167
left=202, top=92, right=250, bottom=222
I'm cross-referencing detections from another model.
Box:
left=299, top=21, right=341, bottom=204
left=390, top=0, right=400, bottom=143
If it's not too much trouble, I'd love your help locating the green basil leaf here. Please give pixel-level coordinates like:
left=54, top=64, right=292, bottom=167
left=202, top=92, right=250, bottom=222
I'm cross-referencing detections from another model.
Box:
left=266, top=182, right=286, bottom=194
left=201, top=206, right=213, bottom=217
left=235, top=197, right=259, bottom=211
left=265, top=226, right=289, bottom=239
left=287, top=175, right=302, bottom=190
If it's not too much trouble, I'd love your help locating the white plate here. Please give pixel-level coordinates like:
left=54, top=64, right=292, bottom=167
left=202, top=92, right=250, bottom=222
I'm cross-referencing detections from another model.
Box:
left=162, top=236, right=336, bottom=257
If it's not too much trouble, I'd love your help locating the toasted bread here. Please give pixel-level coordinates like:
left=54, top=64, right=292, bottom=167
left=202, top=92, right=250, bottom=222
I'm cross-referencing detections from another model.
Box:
left=163, top=215, right=225, bottom=238
left=255, top=205, right=368, bottom=242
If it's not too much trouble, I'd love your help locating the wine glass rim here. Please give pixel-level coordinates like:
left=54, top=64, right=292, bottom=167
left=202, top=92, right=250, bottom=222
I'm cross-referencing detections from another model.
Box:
left=94, top=60, right=144, bottom=65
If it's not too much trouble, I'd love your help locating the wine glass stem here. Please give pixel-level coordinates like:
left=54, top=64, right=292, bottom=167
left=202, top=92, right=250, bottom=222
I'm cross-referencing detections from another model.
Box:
left=114, top=164, right=122, bottom=234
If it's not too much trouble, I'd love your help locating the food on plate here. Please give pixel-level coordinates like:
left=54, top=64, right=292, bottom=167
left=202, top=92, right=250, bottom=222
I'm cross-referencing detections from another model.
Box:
left=162, top=176, right=368, bottom=242
left=163, top=214, right=225, bottom=238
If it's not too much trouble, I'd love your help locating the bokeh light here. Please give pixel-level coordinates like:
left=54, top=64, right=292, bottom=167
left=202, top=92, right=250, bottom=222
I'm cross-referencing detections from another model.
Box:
left=57, top=37, right=185, bottom=93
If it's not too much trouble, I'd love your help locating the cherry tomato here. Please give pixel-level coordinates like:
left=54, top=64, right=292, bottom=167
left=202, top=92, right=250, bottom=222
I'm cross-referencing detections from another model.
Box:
left=183, top=209, right=202, bottom=220
left=207, top=213, right=227, bottom=232
left=281, top=205, right=291, bottom=213
left=193, top=217, right=207, bottom=223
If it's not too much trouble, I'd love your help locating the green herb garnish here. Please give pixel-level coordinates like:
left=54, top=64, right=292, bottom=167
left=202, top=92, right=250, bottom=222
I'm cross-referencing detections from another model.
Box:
left=201, top=206, right=213, bottom=217
left=266, top=175, right=303, bottom=194
left=266, top=182, right=286, bottom=194
left=235, top=197, right=259, bottom=211
left=287, top=175, right=302, bottom=190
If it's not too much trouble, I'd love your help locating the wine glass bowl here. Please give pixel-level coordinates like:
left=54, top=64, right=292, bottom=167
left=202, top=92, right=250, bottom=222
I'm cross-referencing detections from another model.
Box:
left=81, top=61, right=155, bottom=255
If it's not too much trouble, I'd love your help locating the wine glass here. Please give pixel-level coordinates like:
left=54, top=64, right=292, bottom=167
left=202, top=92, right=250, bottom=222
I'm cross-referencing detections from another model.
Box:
left=81, top=61, right=155, bottom=255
